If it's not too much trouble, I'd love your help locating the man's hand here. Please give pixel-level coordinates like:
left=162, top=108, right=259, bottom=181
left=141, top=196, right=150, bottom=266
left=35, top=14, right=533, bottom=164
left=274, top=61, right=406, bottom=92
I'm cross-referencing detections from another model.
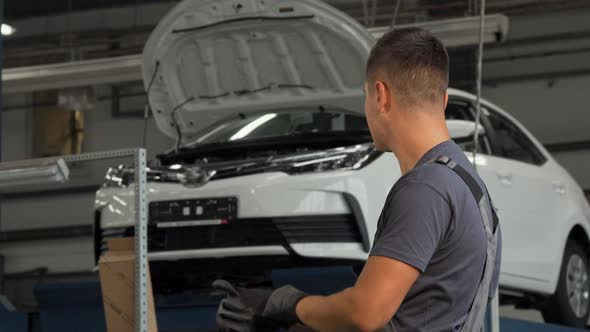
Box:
left=213, top=280, right=277, bottom=332
left=212, top=280, right=309, bottom=331
left=214, top=255, right=419, bottom=332
left=262, top=285, right=308, bottom=326
left=295, top=256, right=420, bottom=332
left=216, top=296, right=255, bottom=332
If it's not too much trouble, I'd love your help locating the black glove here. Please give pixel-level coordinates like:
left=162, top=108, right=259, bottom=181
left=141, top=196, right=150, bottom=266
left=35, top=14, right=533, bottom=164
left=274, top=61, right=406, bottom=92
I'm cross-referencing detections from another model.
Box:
left=213, top=280, right=278, bottom=332
left=261, top=285, right=308, bottom=328
left=216, top=296, right=255, bottom=332
left=213, top=280, right=272, bottom=312
left=213, top=280, right=308, bottom=331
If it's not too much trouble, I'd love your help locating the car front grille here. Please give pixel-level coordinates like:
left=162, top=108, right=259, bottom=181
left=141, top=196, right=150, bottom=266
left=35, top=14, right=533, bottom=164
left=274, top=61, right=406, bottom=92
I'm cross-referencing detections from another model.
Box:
left=274, top=215, right=362, bottom=243
left=95, top=213, right=363, bottom=262
left=149, top=214, right=361, bottom=252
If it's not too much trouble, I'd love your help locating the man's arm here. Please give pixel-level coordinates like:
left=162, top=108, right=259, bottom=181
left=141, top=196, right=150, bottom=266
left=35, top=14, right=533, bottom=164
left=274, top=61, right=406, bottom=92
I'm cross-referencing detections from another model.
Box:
left=256, top=181, right=448, bottom=331
left=295, top=255, right=420, bottom=332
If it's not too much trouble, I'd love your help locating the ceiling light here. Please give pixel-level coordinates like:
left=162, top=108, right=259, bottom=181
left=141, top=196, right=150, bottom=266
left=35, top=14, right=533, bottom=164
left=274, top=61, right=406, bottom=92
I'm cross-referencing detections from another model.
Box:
left=0, top=159, right=69, bottom=188
left=1, top=24, right=16, bottom=36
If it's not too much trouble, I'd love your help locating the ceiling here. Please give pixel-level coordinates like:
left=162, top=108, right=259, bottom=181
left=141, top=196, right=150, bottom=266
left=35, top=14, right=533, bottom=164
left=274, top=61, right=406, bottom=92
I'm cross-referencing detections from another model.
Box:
left=6, top=0, right=590, bottom=21
left=3, top=0, right=590, bottom=91
left=5, top=0, right=167, bottom=20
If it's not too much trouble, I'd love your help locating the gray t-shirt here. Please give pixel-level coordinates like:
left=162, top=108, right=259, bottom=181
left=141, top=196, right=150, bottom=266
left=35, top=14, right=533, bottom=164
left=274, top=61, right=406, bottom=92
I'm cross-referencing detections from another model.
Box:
left=370, top=140, right=501, bottom=332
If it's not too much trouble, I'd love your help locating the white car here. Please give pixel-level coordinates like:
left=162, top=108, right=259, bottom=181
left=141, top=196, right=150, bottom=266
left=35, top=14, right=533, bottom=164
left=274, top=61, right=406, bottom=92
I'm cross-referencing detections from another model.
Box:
left=93, top=0, right=590, bottom=327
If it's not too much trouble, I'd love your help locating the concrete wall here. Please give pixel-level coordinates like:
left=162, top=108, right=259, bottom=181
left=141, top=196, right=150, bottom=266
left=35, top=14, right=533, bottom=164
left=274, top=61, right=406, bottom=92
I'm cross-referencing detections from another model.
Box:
left=483, top=76, right=590, bottom=189
left=483, top=77, right=590, bottom=145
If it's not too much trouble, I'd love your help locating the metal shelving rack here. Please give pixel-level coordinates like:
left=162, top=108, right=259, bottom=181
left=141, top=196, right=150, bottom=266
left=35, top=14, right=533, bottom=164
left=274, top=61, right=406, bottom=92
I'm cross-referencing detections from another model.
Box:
left=0, top=148, right=149, bottom=332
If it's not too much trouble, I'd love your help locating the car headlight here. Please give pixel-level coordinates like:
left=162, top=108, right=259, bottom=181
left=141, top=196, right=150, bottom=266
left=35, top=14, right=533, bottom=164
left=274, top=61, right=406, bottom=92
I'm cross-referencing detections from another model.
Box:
left=276, top=143, right=380, bottom=174
left=103, top=166, right=132, bottom=188
left=102, top=164, right=215, bottom=188
left=102, top=143, right=380, bottom=187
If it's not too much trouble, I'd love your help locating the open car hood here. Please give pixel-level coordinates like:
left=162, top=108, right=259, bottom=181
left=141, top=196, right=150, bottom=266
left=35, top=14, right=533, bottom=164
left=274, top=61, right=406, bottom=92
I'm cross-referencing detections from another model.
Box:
left=143, top=0, right=374, bottom=141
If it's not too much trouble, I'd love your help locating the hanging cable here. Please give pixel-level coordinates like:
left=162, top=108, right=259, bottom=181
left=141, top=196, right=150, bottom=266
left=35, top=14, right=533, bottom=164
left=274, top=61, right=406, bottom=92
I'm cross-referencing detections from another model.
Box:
left=171, top=97, right=196, bottom=152
left=370, top=0, right=378, bottom=27
left=391, top=0, right=401, bottom=30
left=472, top=0, right=486, bottom=171
left=142, top=61, right=160, bottom=149
left=66, top=0, right=75, bottom=60
left=362, top=0, right=369, bottom=26
left=67, top=0, right=73, bottom=35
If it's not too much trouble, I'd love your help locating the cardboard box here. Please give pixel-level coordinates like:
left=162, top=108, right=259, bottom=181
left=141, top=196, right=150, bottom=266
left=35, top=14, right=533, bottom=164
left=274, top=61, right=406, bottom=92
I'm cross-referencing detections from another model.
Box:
left=99, top=237, right=158, bottom=332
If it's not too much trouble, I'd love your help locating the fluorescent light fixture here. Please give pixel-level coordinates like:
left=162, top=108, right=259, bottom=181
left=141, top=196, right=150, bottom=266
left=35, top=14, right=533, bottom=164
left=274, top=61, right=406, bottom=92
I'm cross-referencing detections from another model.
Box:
left=230, top=113, right=277, bottom=141
left=369, top=14, right=509, bottom=48
left=3, top=55, right=143, bottom=94
left=0, top=158, right=69, bottom=188
left=1, top=23, right=16, bottom=36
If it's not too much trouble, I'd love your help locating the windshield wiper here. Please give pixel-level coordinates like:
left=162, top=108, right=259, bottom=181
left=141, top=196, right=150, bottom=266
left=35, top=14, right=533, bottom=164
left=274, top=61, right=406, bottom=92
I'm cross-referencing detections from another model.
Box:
left=199, top=84, right=314, bottom=100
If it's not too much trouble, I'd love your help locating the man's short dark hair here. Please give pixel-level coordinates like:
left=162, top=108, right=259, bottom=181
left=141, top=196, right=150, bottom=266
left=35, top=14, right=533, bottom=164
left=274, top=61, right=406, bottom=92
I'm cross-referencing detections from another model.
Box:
left=366, top=27, right=449, bottom=108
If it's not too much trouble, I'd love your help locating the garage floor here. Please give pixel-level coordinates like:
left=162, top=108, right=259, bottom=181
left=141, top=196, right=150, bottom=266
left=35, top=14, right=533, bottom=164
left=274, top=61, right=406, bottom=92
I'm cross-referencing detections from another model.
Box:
left=1, top=267, right=586, bottom=332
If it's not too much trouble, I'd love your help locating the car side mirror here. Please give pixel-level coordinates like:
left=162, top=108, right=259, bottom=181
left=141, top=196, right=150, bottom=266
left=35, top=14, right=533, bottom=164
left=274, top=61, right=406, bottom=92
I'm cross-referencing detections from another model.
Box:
left=446, top=119, right=486, bottom=140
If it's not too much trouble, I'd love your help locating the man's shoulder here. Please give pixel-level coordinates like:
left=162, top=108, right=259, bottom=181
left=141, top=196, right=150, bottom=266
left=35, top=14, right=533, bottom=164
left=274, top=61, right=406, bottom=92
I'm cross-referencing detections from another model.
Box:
left=398, top=162, right=463, bottom=199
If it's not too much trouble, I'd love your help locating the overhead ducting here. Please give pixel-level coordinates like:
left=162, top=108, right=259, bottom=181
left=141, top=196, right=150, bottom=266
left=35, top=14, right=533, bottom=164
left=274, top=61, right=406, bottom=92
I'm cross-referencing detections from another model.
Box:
left=370, top=14, right=508, bottom=48
left=2, top=14, right=508, bottom=94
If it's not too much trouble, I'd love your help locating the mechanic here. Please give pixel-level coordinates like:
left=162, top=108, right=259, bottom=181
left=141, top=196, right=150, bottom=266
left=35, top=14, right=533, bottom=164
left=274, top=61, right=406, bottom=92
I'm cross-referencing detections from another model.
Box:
left=214, top=27, right=502, bottom=332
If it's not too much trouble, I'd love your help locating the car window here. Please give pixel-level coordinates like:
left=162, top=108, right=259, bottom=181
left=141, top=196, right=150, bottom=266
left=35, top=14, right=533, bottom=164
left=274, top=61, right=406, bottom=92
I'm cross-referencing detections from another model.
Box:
left=445, top=100, right=490, bottom=154
left=446, top=100, right=475, bottom=121
left=486, top=109, right=546, bottom=165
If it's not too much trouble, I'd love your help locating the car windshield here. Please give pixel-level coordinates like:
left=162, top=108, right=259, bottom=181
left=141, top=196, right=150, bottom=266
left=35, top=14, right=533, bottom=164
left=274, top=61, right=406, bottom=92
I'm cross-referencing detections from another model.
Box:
left=187, top=108, right=369, bottom=147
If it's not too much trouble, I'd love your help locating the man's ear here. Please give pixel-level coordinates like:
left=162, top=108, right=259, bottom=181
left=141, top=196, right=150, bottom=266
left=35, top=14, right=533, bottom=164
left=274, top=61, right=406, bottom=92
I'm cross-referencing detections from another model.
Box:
left=375, top=80, right=391, bottom=114
left=443, top=91, right=449, bottom=109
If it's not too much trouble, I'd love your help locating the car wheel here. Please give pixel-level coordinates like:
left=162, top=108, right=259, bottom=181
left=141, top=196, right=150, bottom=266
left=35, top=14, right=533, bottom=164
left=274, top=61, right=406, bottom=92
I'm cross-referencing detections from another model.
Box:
left=542, top=240, right=590, bottom=328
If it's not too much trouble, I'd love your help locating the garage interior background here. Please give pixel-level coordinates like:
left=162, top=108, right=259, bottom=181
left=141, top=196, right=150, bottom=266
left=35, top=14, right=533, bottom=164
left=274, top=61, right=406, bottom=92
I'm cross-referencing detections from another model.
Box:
left=0, top=0, right=589, bottom=319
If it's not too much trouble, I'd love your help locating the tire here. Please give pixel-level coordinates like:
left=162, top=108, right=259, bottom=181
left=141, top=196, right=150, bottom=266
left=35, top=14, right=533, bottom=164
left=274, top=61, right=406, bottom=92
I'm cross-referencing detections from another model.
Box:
left=542, top=240, right=590, bottom=328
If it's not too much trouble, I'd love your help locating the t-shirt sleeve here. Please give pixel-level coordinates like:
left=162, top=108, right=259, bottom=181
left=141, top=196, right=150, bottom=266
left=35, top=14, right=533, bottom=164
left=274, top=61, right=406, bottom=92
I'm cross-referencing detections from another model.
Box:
left=370, top=181, right=452, bottom=273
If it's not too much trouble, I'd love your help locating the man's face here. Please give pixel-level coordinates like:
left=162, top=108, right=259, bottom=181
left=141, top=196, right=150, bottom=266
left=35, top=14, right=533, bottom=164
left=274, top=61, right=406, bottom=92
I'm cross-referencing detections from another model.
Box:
left=364, top=81, right=388, bottom=151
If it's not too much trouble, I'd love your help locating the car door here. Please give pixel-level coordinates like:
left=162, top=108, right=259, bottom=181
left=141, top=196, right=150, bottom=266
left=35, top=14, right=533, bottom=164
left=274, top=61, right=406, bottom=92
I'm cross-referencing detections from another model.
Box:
left=479, top=106, right=559, bottom=283
left=445, top=98, right=559, bottom=285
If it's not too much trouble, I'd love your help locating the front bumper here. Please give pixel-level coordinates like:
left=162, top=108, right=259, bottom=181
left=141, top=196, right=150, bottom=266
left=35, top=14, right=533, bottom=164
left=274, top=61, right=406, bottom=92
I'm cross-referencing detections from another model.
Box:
left=94, top=212, right=369, bottom=264
left=94, top=154, right=398, bottom=265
